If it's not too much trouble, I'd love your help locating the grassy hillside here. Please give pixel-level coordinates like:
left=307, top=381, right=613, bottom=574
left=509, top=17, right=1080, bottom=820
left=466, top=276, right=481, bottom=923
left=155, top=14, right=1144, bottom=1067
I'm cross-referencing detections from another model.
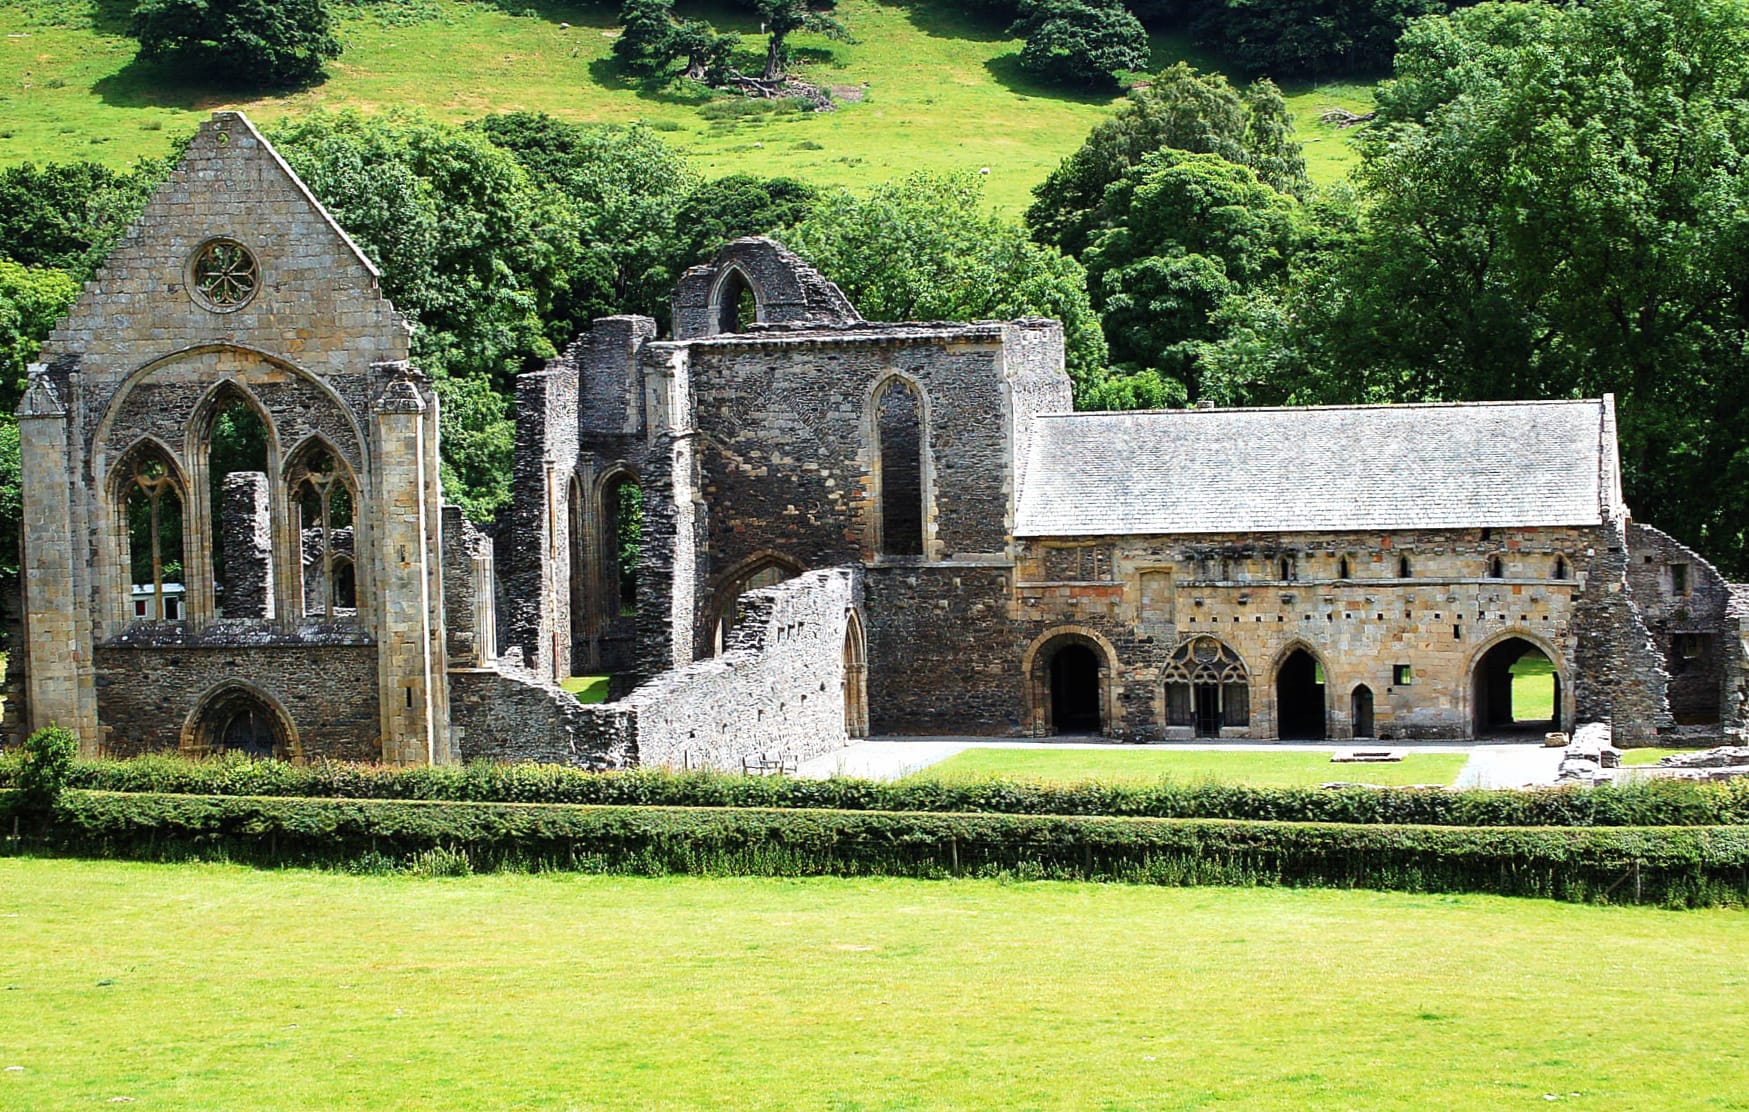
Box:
left=0, top=0, right=1373, bottom=213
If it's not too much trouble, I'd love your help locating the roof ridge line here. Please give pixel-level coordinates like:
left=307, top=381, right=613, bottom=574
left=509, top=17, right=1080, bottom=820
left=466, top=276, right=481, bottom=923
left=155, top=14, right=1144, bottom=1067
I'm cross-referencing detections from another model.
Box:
left=1035, top=398, right=1602, bottom=419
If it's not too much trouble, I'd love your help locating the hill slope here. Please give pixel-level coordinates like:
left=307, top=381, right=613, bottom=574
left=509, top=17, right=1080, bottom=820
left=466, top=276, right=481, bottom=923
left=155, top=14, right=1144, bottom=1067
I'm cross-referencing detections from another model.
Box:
left=0, top=0, right=1372, bottom=211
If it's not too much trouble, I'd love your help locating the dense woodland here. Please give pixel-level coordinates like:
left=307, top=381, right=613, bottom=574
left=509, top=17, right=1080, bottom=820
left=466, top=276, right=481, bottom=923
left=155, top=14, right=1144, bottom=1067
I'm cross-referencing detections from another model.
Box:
left=1, top=0, right=1747, bottom=584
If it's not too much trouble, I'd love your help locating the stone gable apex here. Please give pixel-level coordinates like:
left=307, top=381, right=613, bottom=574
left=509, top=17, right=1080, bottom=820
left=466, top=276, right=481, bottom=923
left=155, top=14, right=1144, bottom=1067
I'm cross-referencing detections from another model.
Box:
left=39, top=110, right=411, bottom=384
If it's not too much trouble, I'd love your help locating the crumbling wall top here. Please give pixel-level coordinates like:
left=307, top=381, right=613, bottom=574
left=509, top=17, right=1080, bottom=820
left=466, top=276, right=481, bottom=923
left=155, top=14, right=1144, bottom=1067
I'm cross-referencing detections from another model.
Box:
left=671, top=237, right=861, bottom=340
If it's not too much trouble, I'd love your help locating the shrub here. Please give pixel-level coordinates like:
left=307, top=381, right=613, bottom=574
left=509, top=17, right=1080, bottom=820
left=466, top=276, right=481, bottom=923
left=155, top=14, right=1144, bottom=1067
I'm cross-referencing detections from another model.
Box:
left=15, top=726, right=78, bottom=808
left=18, top=791, right=1749, bottom=906
left=129, top=0, right=343, bottom=88
left=1009, top=0, right=1151, bottom=86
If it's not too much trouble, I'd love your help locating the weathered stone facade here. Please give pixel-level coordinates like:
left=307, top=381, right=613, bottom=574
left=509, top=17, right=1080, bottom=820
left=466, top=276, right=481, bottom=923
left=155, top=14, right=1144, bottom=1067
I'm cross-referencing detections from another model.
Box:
left=15, top=110, right=1745, bottom=770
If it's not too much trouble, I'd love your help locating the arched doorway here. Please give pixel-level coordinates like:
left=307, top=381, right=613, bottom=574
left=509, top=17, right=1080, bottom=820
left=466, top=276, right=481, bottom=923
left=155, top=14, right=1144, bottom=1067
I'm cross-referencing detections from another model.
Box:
left=873, top=378, right=926, bottom=557
left=1472, top=637, right=1560, bottom=735
left=1351, top=685, right=1375, bottom=739
left=1276, top=648, right=1327, bottom=739
left=1050, top=644, right=1102, bottom=734
left=183, top=685, right=296, bottom=761
left=842, top=610, right=868, bottom=738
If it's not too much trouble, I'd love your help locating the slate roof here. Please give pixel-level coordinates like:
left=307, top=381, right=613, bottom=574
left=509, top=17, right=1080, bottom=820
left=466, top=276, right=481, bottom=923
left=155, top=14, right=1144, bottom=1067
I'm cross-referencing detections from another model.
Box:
left=1015, top=399, right=1608, bottom=537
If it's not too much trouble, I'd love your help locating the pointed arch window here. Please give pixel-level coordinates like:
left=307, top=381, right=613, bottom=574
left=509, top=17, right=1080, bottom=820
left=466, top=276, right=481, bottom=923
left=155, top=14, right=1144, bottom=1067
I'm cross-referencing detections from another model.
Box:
left=713, top=268, right=759, bottom=334
left=1553, top=555, right=1569, bottom=580
left=1487, top=556, right=1505, bottom=579
left=874, top=378, right=925, bottom=558
left=1398, top=554, right=1412, bottom=578
left=1163, top=637, right=1250, bottom=733
left=116, top=444, right=186, bottom=622
left=288, top=441, right=357, bottom=620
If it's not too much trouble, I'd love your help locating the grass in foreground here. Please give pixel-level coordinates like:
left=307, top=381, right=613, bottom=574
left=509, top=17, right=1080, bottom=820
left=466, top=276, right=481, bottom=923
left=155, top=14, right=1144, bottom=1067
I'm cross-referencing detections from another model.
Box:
left=0, top=0, right=1370, bottom=211
left=1, top=859, right=1745, bottom=1110
left=1620, top=747, right=1708, bottom=766
left=559, top=673, right=611, bottom=703
left=911, top=748, right=1470, bottom=787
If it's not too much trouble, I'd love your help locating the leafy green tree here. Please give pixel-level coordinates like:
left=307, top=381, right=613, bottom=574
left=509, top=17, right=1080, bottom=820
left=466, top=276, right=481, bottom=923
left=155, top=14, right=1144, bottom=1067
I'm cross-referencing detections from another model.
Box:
left=752, top=0, right=851, bottom=80
left=613, top=0, right=739, bottom=83
left=1211, top=0, right=1749, bottom=574
left=783, top=172, right=1109, bottom=399
left=1009, top=0, right=1151, bottom=87
left=129, top=0, right=342, bottom=87
left=269, top=111, right=583, bottom=519
left=0, top=262, right=81, bottom=414
left=1184, top=0, right=1458, bottom=78
left=672, top=174, right=819, bottom=268
left=0, top=156, right=181, bottom=277
left=472, top=113, right=697, bottom=329
left=1084, top=151, right=1302, bottom=404
left=1026, top=63, right=1307, bottom=255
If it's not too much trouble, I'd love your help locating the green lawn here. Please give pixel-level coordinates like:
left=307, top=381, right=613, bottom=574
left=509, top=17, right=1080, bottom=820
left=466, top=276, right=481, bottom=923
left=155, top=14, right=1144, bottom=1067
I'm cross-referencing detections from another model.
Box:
left=911, top=748, right=1469, bottom=787
left=1620, top=747, right=1707, bottom=767
left=559, top=673, right=611, bottom=703
left=1511, top=654, right=1558, bottom=723
left=0, top=0, right=1371, bottom=212
left=1, top=859, right=1746, bottom=1109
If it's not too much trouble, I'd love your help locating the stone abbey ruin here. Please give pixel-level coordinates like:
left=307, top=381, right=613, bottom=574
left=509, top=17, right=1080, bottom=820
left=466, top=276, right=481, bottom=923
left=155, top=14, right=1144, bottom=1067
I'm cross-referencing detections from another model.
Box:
left=12, top=112, right=1749, bottom=768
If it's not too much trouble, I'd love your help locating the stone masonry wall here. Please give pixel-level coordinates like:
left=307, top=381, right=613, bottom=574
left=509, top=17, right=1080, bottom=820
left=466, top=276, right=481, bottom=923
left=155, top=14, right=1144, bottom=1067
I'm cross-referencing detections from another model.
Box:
left=624, top=567, right=860, bottom=770
left=1572, top=519, right=1672, bottom=741
left=1625, top=521, right=1733, bottom=726
left=220, top=471, right=272, bottom=618
left=94, top=644, right=378, bottom=760
left=863, top=564, right=1021, bottom=735
left=449, top=667, right=633, bottom=769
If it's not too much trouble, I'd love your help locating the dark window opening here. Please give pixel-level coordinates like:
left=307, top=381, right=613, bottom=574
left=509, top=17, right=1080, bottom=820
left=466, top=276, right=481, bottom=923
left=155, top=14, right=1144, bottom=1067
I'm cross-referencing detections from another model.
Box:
left=1487, top=556, right=1504, bottom=578
left=715, top=269, right=757, bottom=334
left=1337, top=556, right=1350, bottom=580
left=1398, top=554, right=1411, bottom=578
left=1553, top=555, right=1569, bottom=580
left=876, top=381, right=924, bottom=557
left=192, top=688, right=288, bottom=760
left=1278, top=556, right=1295, bottom=581
left=1670, top=563, right=1690, bottom=596
left=1049, top=644, right=1102, bottom=734
left=1276, top=648, right=1326, bottom=739
left=1393, top=664, right=1413, bottom=686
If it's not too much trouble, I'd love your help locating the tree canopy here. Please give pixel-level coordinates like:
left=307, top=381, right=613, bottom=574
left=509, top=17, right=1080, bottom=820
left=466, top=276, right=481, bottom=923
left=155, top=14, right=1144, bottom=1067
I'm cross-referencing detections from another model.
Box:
left=129, top=0, right=342, bottom=87
left=1009, top=0, right=1152, bottom=86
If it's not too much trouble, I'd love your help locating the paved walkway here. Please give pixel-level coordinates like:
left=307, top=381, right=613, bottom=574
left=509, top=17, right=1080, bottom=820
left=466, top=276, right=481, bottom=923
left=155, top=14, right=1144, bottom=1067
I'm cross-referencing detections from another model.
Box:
left=796, top=736, right=1566, bottom=788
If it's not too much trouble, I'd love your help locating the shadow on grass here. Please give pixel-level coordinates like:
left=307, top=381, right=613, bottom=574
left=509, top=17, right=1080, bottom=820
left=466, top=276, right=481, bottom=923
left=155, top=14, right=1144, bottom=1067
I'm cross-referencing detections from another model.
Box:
left=91, top=56, right=314, bottom=110
left=982, top=52, right=1120, bottom=105
left=871, top=0, right=1014, bottom=44
left=471, top=0, right=618, bottom=25
left=89, top=0, right=133, bottom=35
left=583, top=57, right=717, bottom=107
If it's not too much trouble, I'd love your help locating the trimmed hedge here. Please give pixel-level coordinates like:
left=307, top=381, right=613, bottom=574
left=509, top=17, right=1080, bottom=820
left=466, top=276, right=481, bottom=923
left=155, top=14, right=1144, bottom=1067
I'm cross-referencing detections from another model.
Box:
left=4, top=789, right=1747, bottom=906
left=4, top=752, right=1747, bottom=828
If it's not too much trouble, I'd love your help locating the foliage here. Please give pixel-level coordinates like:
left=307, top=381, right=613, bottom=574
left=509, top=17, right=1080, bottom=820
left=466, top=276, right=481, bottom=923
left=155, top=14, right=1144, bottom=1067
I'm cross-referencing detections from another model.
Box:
left=1009, top=0, right=1150, bottom=87
left=1207, top=0, right=1749, bottom=575
left=784, top=172, right=1109, bottom=397
left=10, top=788, right=1749, bottom=905
left=268, top=110, right=583, bottom=519
left=0, top=262, right=80, bottom=414
left=915, top=746, right=1469, bottom=787
left=1182, top=0, right=1460, bottom=78
left=616, top=480, right=643, bottom=614
left=672, top=174, right=820, bottom=268
left=472, top=112, right=697, bottom=330
left=13, top=726, right=78, bottom=807
left=1026, top=63, right=1309, bottom=258
left=0, top=157, right=181, bottom=278
left=612, top=0, right=739, bottom=84
left=128, top=0, right=342, bottom=88
left=1083, top=150, right=1304, bottom=403
left=17, top=752, right=1749, bottom=829
left=751, top=0, right=853, bottom=80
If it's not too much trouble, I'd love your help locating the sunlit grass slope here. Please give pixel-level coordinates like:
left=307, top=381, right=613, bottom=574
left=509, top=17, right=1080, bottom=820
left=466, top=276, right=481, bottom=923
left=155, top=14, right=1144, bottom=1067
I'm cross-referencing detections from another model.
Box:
left=0, top=0, right=1371, bottom=212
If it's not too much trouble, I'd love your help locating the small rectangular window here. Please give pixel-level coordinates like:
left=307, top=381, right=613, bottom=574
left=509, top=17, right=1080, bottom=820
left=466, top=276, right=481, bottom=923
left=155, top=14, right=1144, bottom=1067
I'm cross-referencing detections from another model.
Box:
left=134, top=599, right=147, bottom=618
left=1393, top=664, right=1413, bottom=686
left=1670, top=563, right=1690, bottom=596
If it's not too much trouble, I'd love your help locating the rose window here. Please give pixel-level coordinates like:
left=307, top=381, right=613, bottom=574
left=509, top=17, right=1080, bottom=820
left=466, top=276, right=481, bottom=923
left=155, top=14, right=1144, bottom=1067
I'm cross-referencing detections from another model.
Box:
left=190, top=240, right=259, bottom=310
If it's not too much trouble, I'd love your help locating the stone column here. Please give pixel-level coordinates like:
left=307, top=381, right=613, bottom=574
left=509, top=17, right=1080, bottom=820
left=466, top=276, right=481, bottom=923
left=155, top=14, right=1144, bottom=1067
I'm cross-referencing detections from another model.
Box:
left=371, top=364, right=449, bottom=765
left=17, top=369, right=99, bottom=748
left=219, top=472, right=273, bottom=619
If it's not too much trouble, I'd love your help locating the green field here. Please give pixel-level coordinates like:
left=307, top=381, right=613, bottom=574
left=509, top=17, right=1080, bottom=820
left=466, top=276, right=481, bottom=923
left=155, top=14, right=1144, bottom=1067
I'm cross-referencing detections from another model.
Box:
left=1620, top=747, right=1707, bottom=767
left=0, top=0, right=1372, bottom=212
left=912, top=748, right=1469, bottom=787
left=559, top=673, right=611, bottom=702
left=1511, top=654, right=1557, bottom=723
left=1, top=858, right=1745, bottom=1110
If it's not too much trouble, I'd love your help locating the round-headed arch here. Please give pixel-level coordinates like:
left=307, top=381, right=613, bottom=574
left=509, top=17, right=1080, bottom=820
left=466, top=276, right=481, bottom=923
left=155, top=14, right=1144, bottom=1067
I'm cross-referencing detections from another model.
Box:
left=1022, top=624, right=1120, bottom=737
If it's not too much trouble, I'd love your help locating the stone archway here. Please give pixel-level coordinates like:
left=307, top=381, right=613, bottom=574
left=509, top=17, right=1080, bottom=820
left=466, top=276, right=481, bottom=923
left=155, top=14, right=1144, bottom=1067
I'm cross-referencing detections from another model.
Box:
left=1351, top=685, right=1375, bottom=739
left=1275, top=646, right=1328, bottom=740
left=1023, top=627, right=1118, bottom=737
left=1471, top=635, right=1562, bottom=735
left=843, top=609, right=869, bottom=739
left=181, top=683, right=300, bottom=761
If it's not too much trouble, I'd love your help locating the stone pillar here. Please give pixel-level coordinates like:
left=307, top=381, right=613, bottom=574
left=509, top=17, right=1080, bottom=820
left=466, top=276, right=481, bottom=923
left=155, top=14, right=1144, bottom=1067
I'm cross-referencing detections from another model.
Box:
left=17, top=369, right=99, bottom=748
left=219, top=472, right=273, bottom=618
left=371, top=364, right=450, bottom=765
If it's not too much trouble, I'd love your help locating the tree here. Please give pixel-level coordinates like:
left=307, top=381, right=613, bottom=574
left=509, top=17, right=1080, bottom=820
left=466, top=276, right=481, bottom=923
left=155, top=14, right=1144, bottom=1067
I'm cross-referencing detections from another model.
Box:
left=269, top=111, right=584, bottom=519
left=0, top=156, right=181, bottom=277
left=1185, top=0, right=1456, bottom=79
left=783, top=173, right=1109, bottom=399
left=129, top=0, right=341, bottom=87
left=472, top=113, right=697, bottom=329
left=1084, top=151, right=1303, bottom=403
left=1009, top=0, right=1151, bottom=87
left=1209, top=0, right=1749, bottom=575
left=672, top=175, right=820, bottom=268
left=751, top=0, right=851, bottom=81
left=1026, top=63, right=1307, bottom=255
left=613, top=0, right=740, bottom=83
left=0, top=262, right=81, bottom=415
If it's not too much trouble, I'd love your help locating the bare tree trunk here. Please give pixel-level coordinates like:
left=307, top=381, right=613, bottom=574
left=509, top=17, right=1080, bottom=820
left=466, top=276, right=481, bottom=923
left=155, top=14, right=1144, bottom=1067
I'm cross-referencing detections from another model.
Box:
left=763, top=33, right=785, bottom=80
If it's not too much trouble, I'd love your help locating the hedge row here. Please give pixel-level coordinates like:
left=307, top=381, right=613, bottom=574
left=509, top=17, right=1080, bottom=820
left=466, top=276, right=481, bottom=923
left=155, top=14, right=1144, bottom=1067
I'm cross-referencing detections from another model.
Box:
left=4, top=790, right=1748, bottom=906
left=4, top=752, right=1746, bottom=828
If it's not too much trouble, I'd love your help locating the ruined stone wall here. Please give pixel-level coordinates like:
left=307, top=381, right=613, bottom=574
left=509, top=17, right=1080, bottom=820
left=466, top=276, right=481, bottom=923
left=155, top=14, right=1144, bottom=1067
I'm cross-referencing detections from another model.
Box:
left=502, top=354, right=579, bottom=680
left=440, top=507, right=495, bottom=668
left=1625, top=522, right=1733, bottom=726
left=1571, top=519, right=1672, bottom=741
left=623, top=567, right=859, bottom=770
left=1009, top=525, right=1607, bottom=741
left=449, top=668, right=633, bottom=769
left=863, top=564, right=1021, bottom=735
left=220, top=471, right=273, bottom=618
left=93, top=643, right=378, bottom=760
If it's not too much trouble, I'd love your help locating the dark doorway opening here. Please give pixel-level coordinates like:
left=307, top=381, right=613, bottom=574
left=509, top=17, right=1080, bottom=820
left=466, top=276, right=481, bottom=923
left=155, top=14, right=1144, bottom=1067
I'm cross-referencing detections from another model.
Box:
left=1351, top=685, right=1375, bottom=738
left=1473, top=638, right=1559, bottom=735
left=191, top=687, right=289, bottom=760
left=1277, top=649, right=1327, bottom=739
left=1050, top=644, right=1102, bottom=734
left=1193, top=684, right=1221, bottom=738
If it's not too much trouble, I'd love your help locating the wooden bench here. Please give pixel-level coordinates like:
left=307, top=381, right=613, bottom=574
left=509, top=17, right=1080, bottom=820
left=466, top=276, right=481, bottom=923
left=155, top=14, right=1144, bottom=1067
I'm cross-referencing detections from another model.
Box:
left=741, top=751, right=799, bottom=776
